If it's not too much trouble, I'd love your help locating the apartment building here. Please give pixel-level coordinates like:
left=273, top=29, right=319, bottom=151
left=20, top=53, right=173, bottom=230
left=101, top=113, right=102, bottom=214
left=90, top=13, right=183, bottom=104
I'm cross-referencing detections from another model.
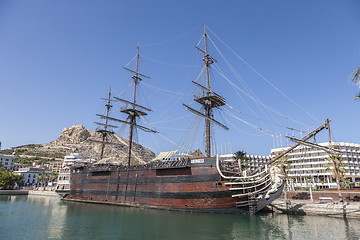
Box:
left=0, top=153, right=16, bottom=170
left=271, top=142, right=360, bottom=189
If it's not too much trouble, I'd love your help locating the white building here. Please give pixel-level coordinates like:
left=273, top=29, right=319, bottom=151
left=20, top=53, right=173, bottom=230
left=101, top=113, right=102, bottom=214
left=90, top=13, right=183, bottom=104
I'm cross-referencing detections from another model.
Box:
left=271, top=142, right=360, bottom=189
left=220, top=153, right=270, bottom=172
left=0, top=153, right=16, bottom=170
left=14, top=167, right=51, bottom=186
left=247, top=155, right=271, bottom=172
left=63, top=153, right=84, bottom=167
left=56, top=167, right=71, bottom=192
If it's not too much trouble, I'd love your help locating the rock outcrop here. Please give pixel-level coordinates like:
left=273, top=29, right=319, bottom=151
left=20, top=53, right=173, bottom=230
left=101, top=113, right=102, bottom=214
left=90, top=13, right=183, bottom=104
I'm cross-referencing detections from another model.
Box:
left=13, top=125, right=155, bottom=165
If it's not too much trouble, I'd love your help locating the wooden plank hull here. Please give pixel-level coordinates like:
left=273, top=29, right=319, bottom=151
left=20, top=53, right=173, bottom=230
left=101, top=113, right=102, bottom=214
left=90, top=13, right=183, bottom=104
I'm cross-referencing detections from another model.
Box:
left=63, top=157, right=280, bottom=214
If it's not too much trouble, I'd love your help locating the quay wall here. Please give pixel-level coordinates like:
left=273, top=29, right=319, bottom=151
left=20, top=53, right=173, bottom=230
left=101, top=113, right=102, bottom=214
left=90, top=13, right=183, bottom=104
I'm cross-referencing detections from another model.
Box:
left=283, top=190, right=360, bottom=202
left=28, top=190, right=60, bottom=197
left=0, top=190, right=29, bottom=195
left=270, top=199, right=360, bottom=218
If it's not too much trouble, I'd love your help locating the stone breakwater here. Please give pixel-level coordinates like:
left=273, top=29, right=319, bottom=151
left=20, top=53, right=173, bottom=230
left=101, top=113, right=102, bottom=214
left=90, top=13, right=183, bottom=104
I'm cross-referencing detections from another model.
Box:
left=270, top=199, right=360, bottom=218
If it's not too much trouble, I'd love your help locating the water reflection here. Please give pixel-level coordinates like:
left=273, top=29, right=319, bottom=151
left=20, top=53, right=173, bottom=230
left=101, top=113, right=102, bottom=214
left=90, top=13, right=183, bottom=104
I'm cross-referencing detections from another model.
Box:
left=0, top=195, right=360, bottom=240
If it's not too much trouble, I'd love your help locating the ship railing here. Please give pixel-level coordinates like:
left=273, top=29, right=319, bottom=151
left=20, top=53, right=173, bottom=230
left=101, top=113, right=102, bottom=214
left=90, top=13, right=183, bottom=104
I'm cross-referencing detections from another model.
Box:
left=229, top=178, right=270, bottom=191
left=231, top=182, right=272, bottom=198
left=89, top=167, right=112, bottom=172
left=216, top=155, right=269, bottom=180
left=225, top=174, right=270, bottom=186
left=227, top=173, right=271, bottom=199
left=227, top=175, right=271, bottom=195
left=151, top=159, right=191, bottom=169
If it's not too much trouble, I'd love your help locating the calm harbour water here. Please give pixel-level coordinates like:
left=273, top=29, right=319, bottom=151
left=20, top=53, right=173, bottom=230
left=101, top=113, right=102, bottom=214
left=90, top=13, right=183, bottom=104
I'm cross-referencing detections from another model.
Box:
left=1, top=195, right=360, bottom=240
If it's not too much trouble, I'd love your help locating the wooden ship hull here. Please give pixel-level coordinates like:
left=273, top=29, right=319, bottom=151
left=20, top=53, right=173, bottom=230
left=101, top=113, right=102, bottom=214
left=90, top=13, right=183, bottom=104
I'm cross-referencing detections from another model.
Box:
left=62, top=156, right=284, bottom=214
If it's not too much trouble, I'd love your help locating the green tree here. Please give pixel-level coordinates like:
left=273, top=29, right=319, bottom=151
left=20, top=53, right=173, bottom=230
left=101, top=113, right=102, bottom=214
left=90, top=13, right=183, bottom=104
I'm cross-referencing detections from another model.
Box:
left=42, top=173, right=49, bottom=190
left=341, top=179, right=351, bottom=190
left=0, top=171, right=11, bottom=188
left=351, top=67, right=360, bottom=100
left=275, top=152, right=290, bottom=199
left=233, top=151, right=248, bottom=171
left=326, top=154, right=347, bottom=202
left=49, top=173, right=58, bottom=190
left=50, top=173, right=57, bottom=183
left=0, top=169, right=23, bottom=189
left=36, top=173, right=44, bottom=189
left=307, top=178, right=314, bottom=201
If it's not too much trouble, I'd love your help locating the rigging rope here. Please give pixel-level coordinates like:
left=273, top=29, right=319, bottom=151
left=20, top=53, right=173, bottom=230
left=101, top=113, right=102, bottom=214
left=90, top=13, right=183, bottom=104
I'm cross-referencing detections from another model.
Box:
left=124, top=55, right=137, bottom=68
left=141, top=26, right=202, bottom=47
left=196, top=35, right=204, bottom=48
left=193, top=66, right=205, bottom=83
left=223, top=109, right=275, bottom=136
left=208, top=36, right=282, bottom=134
left=226, top=103, right=306, bottom=133
left=150, top=114, right=192, bottom=125
left=212, top=65, right=312, bottom=129
left=142, top=81, right=191, bottom=96
left=141, top=54, right=201, bottom=68
left=206, top=25, right=321, bottom=124
left=113, top=82, right=134, bottom=99
left=222, top=114, right=267, bottom=136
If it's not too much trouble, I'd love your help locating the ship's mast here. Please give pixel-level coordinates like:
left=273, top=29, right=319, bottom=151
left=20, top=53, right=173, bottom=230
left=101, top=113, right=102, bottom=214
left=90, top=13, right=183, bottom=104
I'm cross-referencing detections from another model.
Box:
left=127, top=44, right=140, bottom=168
left=184, top=24, right=228, bottom=157
left=204, top=25, right=212, bottom=158
left=101, top=88, right=113, bottom=159
left=95, top=87, right=118, bottom=160
left=118, top=45, right=157, bottom=167
left=96, top=46, right=157, bottom=166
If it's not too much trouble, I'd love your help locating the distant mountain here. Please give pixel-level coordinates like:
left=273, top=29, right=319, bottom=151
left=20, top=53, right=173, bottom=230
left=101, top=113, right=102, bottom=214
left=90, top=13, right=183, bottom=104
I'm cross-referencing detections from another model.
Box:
left=5, top=125, right=155, bottom=165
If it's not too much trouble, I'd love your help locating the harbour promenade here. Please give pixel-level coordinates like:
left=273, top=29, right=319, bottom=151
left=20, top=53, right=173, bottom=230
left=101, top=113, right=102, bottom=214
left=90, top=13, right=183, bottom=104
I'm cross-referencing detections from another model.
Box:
left=270, top=189, right=360, bottom=218
left=0, top=189, right=59, bottom=197
left=270, top=199, right=360, bottom=218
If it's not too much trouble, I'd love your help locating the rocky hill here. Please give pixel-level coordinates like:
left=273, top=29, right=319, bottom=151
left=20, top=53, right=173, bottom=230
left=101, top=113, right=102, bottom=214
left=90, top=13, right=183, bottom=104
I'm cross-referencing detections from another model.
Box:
left=4, top=125, right=155, bottom=165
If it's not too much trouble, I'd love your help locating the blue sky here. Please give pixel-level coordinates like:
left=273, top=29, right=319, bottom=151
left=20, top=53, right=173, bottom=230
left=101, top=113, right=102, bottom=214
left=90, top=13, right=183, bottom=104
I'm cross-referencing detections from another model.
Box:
left=0, top=0, right=359, bottom=156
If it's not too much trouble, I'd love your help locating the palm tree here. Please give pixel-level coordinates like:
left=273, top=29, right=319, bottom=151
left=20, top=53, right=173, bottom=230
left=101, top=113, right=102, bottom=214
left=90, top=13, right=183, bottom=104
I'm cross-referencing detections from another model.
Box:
left=306, top=178, right=314, bottom=202
left=42, top=173, right=49, bottom=191
left=275, top=152, right=290, bottom=199
left=326, top=154, right=347, bottom=202
left=36, top=173, right=43, bottom=190
left=233, top=151, right=248, bottom=174
left=49, top=173, right=57, bottom=190
left=351, top=67, right=360, bottom=100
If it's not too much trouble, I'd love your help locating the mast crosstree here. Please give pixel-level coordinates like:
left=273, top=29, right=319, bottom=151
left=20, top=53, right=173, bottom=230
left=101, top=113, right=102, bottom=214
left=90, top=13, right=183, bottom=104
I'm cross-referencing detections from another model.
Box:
left=184, top=24, right=228, bottom=157
left=99, top=44, right=156, bottom=167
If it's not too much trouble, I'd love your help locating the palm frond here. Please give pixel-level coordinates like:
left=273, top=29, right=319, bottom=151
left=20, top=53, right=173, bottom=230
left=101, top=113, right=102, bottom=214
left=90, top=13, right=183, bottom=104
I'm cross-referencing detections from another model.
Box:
left=354, top=92, right=360, bottom=100
left=351, top=67, right=360, bottom=85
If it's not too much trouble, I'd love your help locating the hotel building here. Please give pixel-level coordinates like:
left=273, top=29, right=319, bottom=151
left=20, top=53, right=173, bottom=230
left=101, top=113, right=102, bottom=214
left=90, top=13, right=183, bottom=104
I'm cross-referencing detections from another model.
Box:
left=271, top=142, right=360, bottom=189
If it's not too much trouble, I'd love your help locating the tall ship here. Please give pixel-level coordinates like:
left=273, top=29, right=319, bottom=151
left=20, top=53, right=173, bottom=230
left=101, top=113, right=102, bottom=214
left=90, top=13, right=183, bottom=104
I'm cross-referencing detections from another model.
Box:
left=59, top=26, right=328, bottom=214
